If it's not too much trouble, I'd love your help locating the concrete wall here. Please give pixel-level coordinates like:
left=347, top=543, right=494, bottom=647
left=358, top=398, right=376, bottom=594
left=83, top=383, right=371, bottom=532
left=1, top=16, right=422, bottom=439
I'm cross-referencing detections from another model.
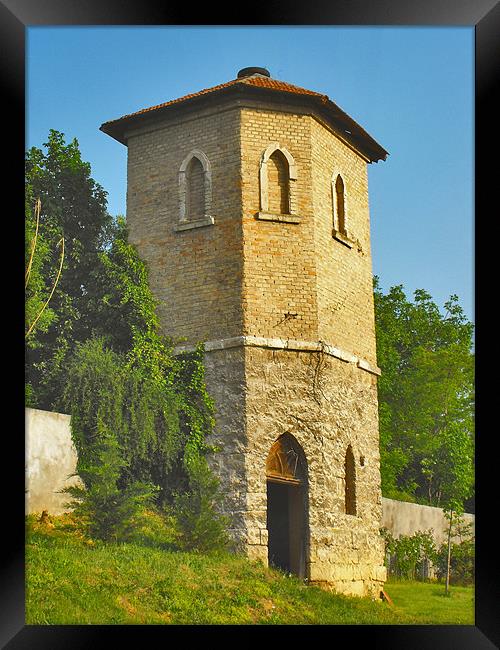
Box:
left=381, top=497, right=475, bottom=547
left=25, top=408, right=81, bottom=515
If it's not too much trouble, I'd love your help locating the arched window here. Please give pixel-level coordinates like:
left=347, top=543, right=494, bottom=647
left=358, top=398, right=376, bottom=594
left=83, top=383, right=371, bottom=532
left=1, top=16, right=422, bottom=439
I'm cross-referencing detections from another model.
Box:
left=259, top=143, right=298, bottom=218
left=268, top=150, right=290, bottom=214
left=185, top=156, right=205, bottom=221
left=344, top=445, right=357, bottom=515
left=178, top=149, right=213, bottom=225
left=335, top=174, right=346, bottom=235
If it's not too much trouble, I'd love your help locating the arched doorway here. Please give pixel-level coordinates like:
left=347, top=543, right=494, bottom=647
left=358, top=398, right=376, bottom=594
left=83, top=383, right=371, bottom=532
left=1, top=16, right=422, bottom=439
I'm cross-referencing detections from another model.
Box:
left=266, top=434, right=308, bottom=577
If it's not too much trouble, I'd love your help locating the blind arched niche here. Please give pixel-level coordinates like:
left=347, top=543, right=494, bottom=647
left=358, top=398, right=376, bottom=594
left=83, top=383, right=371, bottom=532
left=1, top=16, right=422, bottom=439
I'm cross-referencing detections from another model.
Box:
left=258, top=143, right=298, bottom=220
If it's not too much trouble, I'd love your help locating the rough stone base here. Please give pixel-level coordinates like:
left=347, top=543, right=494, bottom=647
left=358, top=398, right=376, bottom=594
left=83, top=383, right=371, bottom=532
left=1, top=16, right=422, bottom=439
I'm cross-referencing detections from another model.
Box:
left=204, top=344, right=387, bottom=601
left=310, top=578, right=385, bottom=600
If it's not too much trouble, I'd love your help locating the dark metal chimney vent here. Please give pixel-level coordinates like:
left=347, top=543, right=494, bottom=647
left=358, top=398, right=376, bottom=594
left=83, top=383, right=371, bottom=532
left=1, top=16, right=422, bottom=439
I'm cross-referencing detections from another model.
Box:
left=237, top=66, right=271, bottom=79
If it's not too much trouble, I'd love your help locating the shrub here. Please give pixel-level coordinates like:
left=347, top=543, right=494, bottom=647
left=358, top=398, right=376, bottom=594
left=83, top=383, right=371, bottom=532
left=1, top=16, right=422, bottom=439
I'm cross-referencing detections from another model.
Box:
left=62, top=337, right=184, bottom=502
left=381, top=528, right=437, bottom=580
left=172, top=457, right=230, bottom=553
left=62, top=424, right=158, bottom=543
left=435, top=539, right=475, bottom=586
left=62, top=338, right=231, bottom=551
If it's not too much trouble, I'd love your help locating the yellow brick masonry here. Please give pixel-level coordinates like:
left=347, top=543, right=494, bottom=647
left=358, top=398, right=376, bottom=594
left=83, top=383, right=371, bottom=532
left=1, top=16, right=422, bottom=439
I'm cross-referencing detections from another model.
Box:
left=240, top=106, right=378, bottom=367
left=127, top=100, right=378, bottom=366
left=126, top=105, right=244, bottom=344
left=240, top=108, right=317, bottom=342
left=310, top=118, right=378, bottom=366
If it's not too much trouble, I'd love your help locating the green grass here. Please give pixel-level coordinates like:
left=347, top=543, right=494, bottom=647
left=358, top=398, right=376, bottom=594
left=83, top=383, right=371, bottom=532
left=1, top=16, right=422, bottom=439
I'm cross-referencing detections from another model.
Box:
left=383, top=579, right=474, bottom=625
left=25, top=514, right=474, bottom=625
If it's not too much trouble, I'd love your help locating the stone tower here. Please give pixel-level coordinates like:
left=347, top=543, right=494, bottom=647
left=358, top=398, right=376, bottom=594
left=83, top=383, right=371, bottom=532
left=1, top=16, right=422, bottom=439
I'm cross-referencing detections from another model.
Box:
left=101, top=66, right=389, bottom=598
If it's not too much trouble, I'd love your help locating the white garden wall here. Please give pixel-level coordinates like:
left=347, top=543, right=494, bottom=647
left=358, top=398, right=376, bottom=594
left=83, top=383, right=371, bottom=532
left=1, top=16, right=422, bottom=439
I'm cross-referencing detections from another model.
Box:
left=25, top=408, right=81, bottom=515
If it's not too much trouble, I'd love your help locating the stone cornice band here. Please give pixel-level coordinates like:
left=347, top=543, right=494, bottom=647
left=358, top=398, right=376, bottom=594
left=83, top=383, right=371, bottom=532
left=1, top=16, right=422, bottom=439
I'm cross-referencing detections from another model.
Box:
left=173, top=335, right=381, bottom=376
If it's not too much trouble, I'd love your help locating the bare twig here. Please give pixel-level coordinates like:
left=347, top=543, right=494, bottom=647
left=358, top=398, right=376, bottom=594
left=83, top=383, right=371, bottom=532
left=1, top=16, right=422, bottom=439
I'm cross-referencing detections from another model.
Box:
left=25, top=236, right=64, bottom=339
left=25, top=198, right=41, bottom=288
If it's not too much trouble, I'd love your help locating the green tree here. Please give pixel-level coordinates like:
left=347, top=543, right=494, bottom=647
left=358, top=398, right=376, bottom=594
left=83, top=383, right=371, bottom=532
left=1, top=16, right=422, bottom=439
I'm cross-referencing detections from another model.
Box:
left=63, top=334, right=183, bottom=503
left=25, top=130, right=116, bottom=408
left=83, top=217, right=160, bottom=354
left=61, top=332, right=221, bottom=530
left=57, top=216, right=217, bottom=503
left=172, top=456, right=230, bottom=552
left=26, top=131, right=225, bottom=548
left=435, top=516, right=474, bottom=587
left=435, top=425, right=474, bottom=594
left=373, top=278, right=474, bottom=507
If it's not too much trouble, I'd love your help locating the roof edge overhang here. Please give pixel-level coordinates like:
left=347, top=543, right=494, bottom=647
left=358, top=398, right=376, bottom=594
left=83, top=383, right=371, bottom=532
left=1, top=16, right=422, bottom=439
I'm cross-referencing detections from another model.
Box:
left=100, top=82, right=389, bottom=163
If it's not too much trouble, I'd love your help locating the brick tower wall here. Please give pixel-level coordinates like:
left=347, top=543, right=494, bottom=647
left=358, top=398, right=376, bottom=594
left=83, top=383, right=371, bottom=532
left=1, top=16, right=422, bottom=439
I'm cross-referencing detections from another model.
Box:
left=125, top=103, right=244, bottom=344
left=310, top=119, right=378, bottom=365
left=240, top=106, right=318, bottom=341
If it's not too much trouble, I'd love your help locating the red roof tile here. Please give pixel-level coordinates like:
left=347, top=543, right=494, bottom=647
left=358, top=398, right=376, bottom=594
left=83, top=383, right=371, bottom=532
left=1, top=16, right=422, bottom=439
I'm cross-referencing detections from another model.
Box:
left=100, top=73, right=388, bottom=162
left=101, top=74, right=327, bottom=127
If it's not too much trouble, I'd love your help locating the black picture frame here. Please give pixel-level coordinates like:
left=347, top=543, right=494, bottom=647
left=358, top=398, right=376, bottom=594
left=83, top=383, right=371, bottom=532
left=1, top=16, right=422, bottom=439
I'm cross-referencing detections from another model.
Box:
left=5, top=0, right=498, bottom=647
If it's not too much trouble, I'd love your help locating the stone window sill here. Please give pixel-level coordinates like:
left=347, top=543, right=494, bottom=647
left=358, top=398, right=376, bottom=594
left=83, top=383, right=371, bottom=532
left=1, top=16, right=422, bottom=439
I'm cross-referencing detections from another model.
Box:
left=256, top=211, right=301, bottom=224
left=174, top=216, right=215, bottom=232
left=332, top=228, right=354, bottom=249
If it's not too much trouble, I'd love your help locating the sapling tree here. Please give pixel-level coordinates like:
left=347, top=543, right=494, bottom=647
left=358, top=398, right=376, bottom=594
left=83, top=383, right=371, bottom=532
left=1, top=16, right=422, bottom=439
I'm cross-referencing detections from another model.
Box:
left=62, top=421, right=159, bottom=543
left=434, top=423, right=475, bottom=594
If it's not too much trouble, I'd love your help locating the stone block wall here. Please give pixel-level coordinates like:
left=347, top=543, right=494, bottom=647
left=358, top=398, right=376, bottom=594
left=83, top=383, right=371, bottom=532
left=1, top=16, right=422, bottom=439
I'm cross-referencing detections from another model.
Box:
left=202, top=346, right=248, bottom=541
left=243, top=345, right=385, bottom=598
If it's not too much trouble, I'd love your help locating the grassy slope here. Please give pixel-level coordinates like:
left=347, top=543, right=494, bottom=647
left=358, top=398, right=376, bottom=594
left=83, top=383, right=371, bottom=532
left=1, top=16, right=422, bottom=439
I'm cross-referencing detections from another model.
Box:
left=25, top=515, right=474, bottom=625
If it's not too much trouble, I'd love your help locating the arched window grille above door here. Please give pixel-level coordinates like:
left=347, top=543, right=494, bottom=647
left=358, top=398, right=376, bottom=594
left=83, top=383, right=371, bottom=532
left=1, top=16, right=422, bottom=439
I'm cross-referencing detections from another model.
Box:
left=266, top=433, right=307, bottom=485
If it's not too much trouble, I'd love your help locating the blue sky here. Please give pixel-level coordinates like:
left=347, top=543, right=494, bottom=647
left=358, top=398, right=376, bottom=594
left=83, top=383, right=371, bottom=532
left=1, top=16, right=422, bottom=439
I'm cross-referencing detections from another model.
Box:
left=26, top=26, right=474, bottom=323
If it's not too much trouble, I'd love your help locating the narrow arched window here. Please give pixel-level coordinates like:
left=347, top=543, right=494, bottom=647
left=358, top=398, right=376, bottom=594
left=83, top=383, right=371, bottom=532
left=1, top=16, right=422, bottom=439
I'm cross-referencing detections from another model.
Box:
left=344, top=445, right=357, bottom=515
left=177, top=150, right=213, bottom=228
left=335, top=174, right=346, bottom=235
left=258, top=143, right=298, bottom=220
left=185, top=156, right=205, bottom=221
left=268, top=150, right=290, bottom=214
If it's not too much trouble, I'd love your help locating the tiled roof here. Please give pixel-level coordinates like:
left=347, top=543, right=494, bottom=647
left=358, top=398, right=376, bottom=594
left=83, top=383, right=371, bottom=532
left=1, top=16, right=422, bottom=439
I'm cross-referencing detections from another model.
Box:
left=101, top=74, right=327, bottom=127
left=100, top=73, right=388, bottom=162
